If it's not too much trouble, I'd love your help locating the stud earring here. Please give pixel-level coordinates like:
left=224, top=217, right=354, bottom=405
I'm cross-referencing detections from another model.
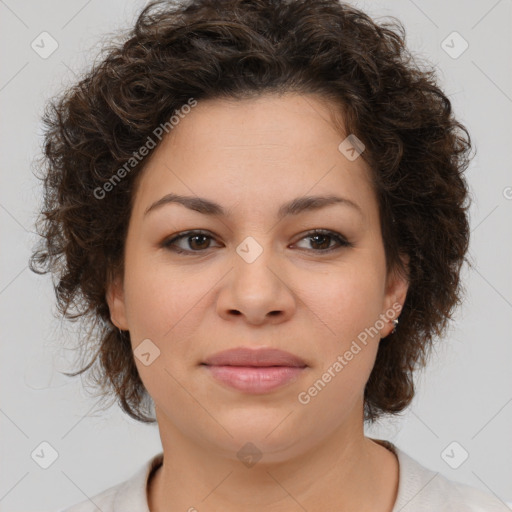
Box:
left=391, top=317, right=399, bottom=334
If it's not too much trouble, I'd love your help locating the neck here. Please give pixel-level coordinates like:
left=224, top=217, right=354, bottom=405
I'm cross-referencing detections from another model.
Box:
left=148, top=414, right=399, bottom=512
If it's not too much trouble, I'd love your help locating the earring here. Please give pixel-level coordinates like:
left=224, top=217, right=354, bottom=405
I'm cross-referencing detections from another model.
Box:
left=391, top=318, right=399, bottom=334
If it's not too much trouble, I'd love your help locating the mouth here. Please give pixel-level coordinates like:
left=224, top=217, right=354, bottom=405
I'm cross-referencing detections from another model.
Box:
left=201, top=347, right=308, bottom=394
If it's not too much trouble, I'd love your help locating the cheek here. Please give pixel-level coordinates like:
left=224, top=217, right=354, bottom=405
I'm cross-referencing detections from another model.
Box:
left=122, top=256, right=222, bottom=372
left=295, top=271, right=383, bottom=424
left=303, top=264, right=385, bottom=345
left=123, top=249, right=198, bottom=337
left=295, top=261, right=385, bottom=402
left=121, top=262, right=211, bottom=407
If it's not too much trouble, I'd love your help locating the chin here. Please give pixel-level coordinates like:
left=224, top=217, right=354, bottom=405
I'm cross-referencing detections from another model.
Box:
left=206, top=407, right=309, bottom=454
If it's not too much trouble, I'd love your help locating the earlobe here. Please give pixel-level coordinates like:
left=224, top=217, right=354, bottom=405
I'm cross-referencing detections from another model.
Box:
left=383, top=254, right=410, bottom=336
left=106, top=274, right=129, bottom=330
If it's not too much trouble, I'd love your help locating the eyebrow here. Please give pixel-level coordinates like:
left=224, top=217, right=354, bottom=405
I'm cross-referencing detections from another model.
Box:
left=144, top=193, right=363, bottom=220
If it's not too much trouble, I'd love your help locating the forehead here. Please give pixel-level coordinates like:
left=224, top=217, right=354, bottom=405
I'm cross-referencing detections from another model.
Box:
left=131, top=93, right=377, bottom=225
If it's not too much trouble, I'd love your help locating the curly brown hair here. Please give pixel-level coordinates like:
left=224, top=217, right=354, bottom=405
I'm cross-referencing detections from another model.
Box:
left=30, top=0, right=473, bottom=423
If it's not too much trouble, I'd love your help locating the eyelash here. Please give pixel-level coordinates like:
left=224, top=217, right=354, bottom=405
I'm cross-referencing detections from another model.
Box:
left=161, top=229, right=353, bottom=255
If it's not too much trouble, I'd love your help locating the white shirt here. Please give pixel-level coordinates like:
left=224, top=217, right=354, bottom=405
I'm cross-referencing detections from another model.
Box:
left=59, top=441, right=508, bottom=511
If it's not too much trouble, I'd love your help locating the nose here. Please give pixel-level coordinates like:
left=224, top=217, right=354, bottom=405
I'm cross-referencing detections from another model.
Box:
left=216, top=244, right=297, bottom=326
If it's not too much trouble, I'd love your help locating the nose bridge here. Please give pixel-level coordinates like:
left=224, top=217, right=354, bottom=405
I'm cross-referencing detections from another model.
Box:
left=232, top=234, right=281, bottom=293
left=216, top=234, right=295, bottom=323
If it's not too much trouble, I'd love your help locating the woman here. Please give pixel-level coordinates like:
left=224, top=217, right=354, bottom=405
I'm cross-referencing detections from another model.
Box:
left=30, top=0, right=506, bottom=510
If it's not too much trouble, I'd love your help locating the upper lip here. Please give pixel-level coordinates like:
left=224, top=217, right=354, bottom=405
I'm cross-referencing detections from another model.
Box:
left=203, top=347, right=307, bottom=367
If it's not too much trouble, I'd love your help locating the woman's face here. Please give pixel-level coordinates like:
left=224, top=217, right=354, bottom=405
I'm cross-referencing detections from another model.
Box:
left=108, top=93, right=408, bottom=462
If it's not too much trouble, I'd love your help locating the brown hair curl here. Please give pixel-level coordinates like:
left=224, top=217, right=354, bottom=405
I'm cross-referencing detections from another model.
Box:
left=30, top=0, right=473, bottom=423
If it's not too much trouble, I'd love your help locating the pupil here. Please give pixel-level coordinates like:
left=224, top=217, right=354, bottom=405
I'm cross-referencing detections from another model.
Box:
left=312, top=234, right=330, bottom=250
left=190, top=235, right=208, bottom=249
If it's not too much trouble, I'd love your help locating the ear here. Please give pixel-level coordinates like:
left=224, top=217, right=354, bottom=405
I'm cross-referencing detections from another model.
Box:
left=106, top=272, right=129, bottom=330
left=381, top=253, right=409, bottom=337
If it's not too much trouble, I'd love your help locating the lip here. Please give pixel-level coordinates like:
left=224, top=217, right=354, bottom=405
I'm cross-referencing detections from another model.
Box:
left=203, top=347, right=307, bottom=367
left=202, top=347, right=307, bottom=394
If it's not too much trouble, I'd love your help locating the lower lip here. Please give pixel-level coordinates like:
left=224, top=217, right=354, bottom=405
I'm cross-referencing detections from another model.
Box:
left=204, top=365, right=305, bottom=393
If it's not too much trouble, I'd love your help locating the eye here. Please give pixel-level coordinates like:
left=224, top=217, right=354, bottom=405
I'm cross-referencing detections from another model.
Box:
left=161, top=229, right=353, bottom=255
left=293, top=229, right=353, bottom=253
left=161, top=230, right=222, bottom=254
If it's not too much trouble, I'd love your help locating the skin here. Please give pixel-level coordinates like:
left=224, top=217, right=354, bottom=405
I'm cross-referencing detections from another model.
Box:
left=107, top=93, right=409, bottom=511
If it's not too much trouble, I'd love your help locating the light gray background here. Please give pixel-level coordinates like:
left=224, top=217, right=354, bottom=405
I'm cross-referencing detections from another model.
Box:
left=1, top=0, right=511, bottom=510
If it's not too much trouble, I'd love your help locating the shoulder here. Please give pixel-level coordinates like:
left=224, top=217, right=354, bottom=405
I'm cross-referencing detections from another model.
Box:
left=390, top=444, right=508, bottom=512
left=58, top=484, right=118, bottom=512
left=57, top=452, right=163, bottom=512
